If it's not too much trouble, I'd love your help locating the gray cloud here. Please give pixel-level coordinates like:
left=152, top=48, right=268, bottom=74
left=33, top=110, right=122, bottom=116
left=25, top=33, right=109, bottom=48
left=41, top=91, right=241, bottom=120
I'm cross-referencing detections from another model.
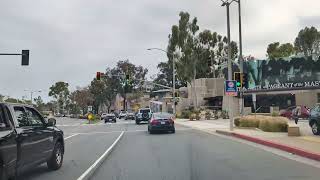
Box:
left=0, top=0, right=319, bottom=101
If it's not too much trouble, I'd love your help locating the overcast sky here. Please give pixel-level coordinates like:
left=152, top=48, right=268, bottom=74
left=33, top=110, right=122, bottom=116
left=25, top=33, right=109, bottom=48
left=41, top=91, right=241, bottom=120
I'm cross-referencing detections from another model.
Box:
left=0, top=0, right=319, bottom=102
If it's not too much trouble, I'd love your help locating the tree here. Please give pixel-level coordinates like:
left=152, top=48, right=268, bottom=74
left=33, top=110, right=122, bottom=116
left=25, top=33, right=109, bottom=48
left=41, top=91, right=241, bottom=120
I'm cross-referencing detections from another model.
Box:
left=165, top=11, right=238, bottom=108
left=48, top=81, right=70, bottom=114
left=294, top=26, right=320, bottom=57
left=70, top=87, right=93, bottom=114
left=108, top=60, right=148, bottom=111
left=267, top=42, right=295, bottom=59
left=34, top=96, right=45, bottom=111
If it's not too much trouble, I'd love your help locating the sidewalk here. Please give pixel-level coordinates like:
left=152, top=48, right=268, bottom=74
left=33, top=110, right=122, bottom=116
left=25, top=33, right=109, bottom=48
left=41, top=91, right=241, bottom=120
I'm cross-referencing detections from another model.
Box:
left=176, top=118, right=320, bottom=161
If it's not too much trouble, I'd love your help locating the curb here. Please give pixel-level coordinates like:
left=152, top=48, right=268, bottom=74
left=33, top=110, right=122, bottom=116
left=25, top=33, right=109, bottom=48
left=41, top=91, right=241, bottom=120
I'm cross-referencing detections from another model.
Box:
left=216, top=130, right=320, bottom=162
left=77, top=131, right=125, bottom=180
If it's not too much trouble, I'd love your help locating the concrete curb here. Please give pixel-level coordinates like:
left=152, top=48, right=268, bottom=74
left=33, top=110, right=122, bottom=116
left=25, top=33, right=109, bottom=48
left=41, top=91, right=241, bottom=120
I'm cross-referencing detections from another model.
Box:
left=77, top=131, right=125, bottom=180
left=216, top=130, right=320, bottom=162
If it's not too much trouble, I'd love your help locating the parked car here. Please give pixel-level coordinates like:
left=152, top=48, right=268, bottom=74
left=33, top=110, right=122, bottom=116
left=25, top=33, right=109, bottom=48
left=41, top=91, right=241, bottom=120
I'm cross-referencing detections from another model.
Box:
left=309, top=104, right=320, bottom=135
left=136, top=108, right=152, bottom=124
left=101, top=113, right=108, bottom=120
left=119, top=110, right=127, bottom=119
left=0, top=102, right=64, bottom=180
left=104, top=114, right=117, bottom=123
left=280, top=105, right=310, bottom=119
left=148, top=112, right=175, bottom=134
left=125, top=112, right=135, bottom=120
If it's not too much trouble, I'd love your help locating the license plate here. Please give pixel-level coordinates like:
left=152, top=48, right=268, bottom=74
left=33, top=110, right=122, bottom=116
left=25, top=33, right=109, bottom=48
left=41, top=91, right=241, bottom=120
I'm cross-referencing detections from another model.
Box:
left=161, top=122, right=165, bottom=125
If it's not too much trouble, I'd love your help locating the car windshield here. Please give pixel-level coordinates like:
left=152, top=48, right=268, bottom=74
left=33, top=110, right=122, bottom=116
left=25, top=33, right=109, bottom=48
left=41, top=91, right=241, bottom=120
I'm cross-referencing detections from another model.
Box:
left=2, top=1, right=320, bottom=180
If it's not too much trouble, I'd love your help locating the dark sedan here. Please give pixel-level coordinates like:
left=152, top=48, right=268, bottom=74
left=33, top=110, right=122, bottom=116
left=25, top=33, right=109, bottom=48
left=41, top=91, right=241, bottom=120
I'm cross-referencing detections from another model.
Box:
left=148, top=112, right=175, bottom=134
left=104, top=114, right=117, bottom=123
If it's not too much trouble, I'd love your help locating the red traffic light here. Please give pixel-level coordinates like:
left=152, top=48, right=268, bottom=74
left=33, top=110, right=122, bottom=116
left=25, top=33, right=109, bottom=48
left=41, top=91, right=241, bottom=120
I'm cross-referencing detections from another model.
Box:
left=96, top=72, right=101, bottom=80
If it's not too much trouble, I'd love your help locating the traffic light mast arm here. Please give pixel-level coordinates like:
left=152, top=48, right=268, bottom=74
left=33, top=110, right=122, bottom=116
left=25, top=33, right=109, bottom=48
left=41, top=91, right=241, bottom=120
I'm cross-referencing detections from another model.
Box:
left=136, top=79, right=172, bottom=89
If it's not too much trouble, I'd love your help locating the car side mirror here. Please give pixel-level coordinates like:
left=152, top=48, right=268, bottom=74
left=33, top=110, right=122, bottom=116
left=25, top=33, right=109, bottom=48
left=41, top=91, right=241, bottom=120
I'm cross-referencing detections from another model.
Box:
left=47, top=118, right=57, bottom=126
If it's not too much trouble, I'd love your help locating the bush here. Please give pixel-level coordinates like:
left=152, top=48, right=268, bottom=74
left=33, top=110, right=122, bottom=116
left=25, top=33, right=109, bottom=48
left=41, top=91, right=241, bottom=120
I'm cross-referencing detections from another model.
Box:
left=189, top=113, right=196, bottom=121
left=271, top=111, right=279, bottom=117
left=181, top=109, right=192, bottom=119
left=234, top=117, right=241, bottom=127
left=259, top=118, right=288, bottom=132
left=237, top=115, right=288, bottom=132
left=205, top=111, right=211, bottom=120
left=239, top=117, right=260, bottom=128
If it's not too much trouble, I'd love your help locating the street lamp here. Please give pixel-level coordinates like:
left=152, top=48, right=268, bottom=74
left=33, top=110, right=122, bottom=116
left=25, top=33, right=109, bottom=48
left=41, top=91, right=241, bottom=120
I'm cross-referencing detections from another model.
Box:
left=147, top=48, right=176, bottom=116
left=24, top=90, right=41, bottom=104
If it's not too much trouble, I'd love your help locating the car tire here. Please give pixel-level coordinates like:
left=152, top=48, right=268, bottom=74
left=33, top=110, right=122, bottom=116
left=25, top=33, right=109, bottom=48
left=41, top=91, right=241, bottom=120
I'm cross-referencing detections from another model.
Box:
left=136, top=120, right=140, bottom=125
left=311, top=121, right=320, bottom=135
left=47, top=142, right=64, bottom=170
left=172, top=128, right=175, bottom=133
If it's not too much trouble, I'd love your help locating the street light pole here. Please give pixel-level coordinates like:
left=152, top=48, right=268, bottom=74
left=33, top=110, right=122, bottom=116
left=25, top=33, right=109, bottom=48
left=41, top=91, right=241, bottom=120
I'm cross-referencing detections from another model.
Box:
left=237, top=0, right=244, bottom=116
left=24, top=90, right=41, bottom=104
left=147, top=48, right=176, bottom=116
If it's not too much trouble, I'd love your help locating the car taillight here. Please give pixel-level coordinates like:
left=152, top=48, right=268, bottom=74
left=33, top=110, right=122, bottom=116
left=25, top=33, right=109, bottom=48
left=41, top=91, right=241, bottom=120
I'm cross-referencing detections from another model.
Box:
left=169, top=118, right=174, bottom=124
left=151, top=119, right=159, bottom=125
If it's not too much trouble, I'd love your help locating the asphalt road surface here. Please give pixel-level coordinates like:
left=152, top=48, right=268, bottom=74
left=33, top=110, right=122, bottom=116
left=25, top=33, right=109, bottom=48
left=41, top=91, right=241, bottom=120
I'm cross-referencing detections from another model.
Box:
left=18, top=117, right=320, bottom=180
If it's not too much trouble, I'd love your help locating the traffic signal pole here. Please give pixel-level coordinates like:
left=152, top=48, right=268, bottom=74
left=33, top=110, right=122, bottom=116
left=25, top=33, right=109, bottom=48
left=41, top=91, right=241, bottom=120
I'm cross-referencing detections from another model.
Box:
left=0, top=50, right=30, bottom=65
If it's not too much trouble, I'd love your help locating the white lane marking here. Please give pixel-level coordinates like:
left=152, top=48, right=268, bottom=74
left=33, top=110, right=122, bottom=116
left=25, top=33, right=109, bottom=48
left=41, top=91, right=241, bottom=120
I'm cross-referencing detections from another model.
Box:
left=64, top=133, right=79, bottom=140
left=77, top=131, right=125, bottom=180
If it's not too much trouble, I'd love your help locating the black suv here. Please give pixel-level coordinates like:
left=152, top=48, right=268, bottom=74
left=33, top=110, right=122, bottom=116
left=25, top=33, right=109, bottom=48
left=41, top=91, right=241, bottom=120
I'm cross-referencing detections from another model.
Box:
left=309, top=104, right=320, bottom=135
left=135, top=108, right=152, bottom=124
left=0, top=103, right=64, bottom=179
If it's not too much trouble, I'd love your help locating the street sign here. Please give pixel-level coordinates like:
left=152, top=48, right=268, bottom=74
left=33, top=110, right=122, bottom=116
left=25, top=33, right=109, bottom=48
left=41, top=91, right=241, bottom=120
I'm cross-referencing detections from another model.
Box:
left=225, top=80, right=238, bottom=96
left=88, top=106, right=93, bottom=112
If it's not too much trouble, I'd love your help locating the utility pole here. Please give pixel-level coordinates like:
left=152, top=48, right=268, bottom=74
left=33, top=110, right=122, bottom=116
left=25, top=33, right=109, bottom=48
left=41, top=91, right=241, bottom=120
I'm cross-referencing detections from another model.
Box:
left=238, top=0, right=244, bottom=116
left=222, top=0, right=234, bottom=131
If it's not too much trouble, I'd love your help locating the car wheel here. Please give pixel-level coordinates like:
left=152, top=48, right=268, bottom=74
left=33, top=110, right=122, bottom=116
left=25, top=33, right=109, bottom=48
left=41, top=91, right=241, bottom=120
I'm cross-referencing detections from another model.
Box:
left=136, top=120, right=140, bottom=125
left=172, top=128, right=175, bottom=133
left=311, top=122, right=320, bottom=135
left=47, top=142, right=64, bottom=170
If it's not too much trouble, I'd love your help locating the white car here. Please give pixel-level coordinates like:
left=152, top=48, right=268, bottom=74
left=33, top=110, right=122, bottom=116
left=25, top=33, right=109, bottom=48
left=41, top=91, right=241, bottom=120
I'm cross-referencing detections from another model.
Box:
left=101, top=113, right=108, bottom=120
left=119, top=111, right=127, bottom=119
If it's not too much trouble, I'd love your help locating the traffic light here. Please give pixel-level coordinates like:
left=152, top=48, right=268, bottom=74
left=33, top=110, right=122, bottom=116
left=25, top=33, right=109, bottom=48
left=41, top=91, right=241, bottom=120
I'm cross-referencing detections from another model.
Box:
left=234, top=72, right=242, bottom=88
left=21, top=50, right=29, bottom=66
left=96, top=72, right=101, bottom=80
left=242, top=73, right=248, bottom=88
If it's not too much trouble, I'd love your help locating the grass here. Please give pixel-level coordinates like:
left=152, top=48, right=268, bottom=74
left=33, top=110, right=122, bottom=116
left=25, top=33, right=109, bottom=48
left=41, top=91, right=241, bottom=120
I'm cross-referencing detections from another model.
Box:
left=235, top=115, right=288, bottom=132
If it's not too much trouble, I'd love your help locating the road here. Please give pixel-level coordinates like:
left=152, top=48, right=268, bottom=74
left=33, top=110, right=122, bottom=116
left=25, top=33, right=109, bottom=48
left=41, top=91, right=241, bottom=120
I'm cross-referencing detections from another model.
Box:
left=18, top=117, right=320, bottom=180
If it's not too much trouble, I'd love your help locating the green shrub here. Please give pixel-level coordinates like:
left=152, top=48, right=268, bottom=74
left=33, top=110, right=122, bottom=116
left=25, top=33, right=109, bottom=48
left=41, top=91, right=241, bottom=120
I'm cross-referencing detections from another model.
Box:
left=271, top=111, right=279, bottom=117
left=189, top=113, right=196, bottom=121
left=234, top=117, right=241, bottom=127
left=239, top=118, right=260, bottom=128
left=181, top=109, right=192, bottom=119
left=205, top=111, right=211, bottom=120
left=259, top=119, right=288, bottom=132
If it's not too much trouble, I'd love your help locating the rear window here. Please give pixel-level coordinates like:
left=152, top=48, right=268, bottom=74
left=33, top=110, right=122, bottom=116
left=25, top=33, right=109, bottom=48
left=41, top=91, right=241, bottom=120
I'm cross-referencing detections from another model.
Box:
left=140, top=109, right=150, bottom=114
left=153, top=113, right=172, bottom=119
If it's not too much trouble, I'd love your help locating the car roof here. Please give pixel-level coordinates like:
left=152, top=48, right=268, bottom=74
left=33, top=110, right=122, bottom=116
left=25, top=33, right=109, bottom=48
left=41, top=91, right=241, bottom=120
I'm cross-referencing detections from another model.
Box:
left=0, top=102, right=35, bottom=108
left=139, top=108, right=151, bottom=110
